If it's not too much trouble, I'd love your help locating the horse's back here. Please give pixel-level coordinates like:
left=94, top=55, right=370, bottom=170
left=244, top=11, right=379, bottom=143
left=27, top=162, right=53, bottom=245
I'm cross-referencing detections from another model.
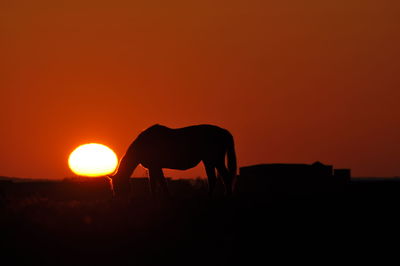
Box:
left=168, top=124, right=232, bottom=149
left=137, top=124, right=230, bottom=142
left=130, top=124, right=232, bottom=167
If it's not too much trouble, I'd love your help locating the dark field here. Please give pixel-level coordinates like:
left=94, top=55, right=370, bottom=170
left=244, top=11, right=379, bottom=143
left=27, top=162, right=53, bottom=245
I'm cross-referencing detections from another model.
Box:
left=1, top=177, right=400, bottom=265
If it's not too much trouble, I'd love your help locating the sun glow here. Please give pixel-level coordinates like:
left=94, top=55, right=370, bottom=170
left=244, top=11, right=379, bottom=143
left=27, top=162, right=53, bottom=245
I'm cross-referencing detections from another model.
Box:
left=68, top=143, right=118, bottom=177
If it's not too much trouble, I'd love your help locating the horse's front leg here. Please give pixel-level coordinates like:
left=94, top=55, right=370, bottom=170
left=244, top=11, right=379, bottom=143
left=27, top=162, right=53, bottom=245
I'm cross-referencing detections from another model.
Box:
left=148, top=169, right=157, bottom=198
left=203, top=162, right=217, bottom=197
left=149, top=168, right=170, bottom=198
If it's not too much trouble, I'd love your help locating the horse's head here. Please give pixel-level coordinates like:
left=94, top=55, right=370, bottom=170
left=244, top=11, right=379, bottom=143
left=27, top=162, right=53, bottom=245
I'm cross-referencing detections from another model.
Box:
left=107, top=173, right=131, bottom=198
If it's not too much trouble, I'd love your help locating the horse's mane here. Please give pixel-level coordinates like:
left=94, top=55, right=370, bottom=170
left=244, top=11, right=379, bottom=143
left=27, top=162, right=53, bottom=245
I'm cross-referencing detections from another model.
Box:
left=139, top=124, right=169, bottom=136
left=146, top=124, right=168, bottom=131
left=127, top=124, right=169, bottom=152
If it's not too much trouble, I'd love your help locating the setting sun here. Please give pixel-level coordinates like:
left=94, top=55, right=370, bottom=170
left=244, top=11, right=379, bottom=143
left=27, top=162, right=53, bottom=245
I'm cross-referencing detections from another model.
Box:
left=68, top=143, right=118, bottom=177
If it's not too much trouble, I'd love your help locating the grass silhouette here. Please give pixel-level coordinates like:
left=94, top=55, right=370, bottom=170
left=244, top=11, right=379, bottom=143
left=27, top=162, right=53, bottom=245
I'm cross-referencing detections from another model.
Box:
left=0, top=177, right=399, bottom=265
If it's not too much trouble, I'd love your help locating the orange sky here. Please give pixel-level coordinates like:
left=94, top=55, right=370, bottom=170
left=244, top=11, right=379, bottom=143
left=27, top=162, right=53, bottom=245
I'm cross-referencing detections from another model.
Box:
left=1, top=0, right=400, bottom=179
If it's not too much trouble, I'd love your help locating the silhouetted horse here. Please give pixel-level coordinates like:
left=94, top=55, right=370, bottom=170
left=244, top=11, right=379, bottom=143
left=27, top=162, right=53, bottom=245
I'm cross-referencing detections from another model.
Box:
left=108, top=124, right=237, bottom=197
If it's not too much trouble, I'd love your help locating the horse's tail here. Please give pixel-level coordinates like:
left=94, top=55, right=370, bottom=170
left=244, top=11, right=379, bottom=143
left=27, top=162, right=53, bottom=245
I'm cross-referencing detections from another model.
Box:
left=226, top=132, right=237, bottom=179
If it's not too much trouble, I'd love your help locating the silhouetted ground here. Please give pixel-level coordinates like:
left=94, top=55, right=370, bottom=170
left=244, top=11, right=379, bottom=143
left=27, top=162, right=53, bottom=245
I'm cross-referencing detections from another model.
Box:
left=0, top=177, right=399, bottom=265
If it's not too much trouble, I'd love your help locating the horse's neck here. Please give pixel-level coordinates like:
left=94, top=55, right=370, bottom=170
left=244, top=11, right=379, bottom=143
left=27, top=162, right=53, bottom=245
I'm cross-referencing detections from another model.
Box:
left=115, top=154, right=138, bottom=178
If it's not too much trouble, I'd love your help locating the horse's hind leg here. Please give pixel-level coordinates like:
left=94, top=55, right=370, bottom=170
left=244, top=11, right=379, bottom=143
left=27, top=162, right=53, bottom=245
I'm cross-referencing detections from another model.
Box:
left=203, top=162, right=217, bottom=196
left=216, top=163, right=232, bottom=196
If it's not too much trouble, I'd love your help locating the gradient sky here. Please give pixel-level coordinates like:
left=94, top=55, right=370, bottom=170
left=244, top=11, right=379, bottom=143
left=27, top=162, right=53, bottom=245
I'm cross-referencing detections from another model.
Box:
left=1, top=0, right=400, bottom=179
